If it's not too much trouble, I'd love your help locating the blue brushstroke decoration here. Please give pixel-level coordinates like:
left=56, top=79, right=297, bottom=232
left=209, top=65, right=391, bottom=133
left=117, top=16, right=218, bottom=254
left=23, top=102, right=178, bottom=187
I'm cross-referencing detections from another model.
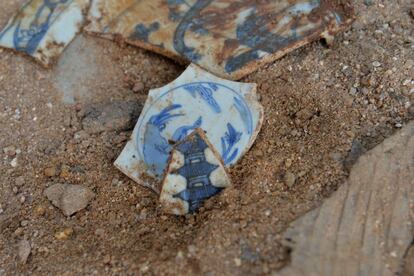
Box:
left=183, top=83, right=221, bottom=113
left=173, top=0, right=213, bottom=62
left=172, top=116, right=203, bottom=141
left=221, top=123, right=242, bottom=164
left=143, top=104, right=184, bottom=176
left=233, top=96, right=253, bottom=134
left=0, top=0, right=72, bottom=55
left=224, top=1, right=320, bottom=73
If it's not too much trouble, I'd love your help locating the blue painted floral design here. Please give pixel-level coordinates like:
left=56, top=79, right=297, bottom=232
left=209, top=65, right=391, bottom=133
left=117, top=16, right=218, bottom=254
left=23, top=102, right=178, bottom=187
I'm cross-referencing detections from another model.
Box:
left=221, top=123, right=242, bottom=164
left=131, top=22, right=159, bottom=42
left=184, top=83, right=221, bottom=113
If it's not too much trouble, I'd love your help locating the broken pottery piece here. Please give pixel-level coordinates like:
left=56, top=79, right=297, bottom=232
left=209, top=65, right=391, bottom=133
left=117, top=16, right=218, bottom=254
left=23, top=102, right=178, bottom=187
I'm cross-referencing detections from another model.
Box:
left=0, top=0, right=90, bottom=66
left=86, top=0, right=353, bottom=80
left=115, top=64, right=263, bottom=193
left=160, top=128, right=231, bottom=215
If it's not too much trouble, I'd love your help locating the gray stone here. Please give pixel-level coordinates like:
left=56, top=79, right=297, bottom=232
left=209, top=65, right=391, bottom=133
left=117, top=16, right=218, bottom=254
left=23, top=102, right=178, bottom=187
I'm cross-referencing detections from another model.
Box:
left=80, top=101, right=142, bottom=134
left=284, top=172, right=296, bottom=188
left=364, top=0, right=374, bottom=6
left=18, top=239, right=31, bottom=264
left=44, top=183, right=95, bottom=216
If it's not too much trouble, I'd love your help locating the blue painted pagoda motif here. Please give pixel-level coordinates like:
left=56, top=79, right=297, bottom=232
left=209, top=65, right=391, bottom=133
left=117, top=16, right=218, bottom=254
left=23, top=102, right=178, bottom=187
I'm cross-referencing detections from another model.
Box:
left=172, top=132, right=224, bottom=213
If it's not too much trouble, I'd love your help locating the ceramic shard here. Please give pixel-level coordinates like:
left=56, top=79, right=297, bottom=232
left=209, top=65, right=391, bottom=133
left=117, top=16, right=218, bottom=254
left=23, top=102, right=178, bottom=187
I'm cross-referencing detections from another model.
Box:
left=0, top=0, right=90, bottom=66
left=115, top=64, right=263, bottom=193
left=160, top=128, right=231, bottom=215
left=86, top=0, right=353, bottom=80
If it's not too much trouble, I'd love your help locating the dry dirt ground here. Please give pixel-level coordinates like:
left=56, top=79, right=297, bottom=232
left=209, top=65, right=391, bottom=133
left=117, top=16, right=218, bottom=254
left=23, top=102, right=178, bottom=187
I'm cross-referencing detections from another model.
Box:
left=0, top=0, right=413, bottom=275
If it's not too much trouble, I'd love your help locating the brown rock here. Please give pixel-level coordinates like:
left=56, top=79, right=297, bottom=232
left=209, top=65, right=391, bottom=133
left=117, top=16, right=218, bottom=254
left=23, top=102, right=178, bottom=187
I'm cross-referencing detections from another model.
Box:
left=34, top=206, right=46, bottom=217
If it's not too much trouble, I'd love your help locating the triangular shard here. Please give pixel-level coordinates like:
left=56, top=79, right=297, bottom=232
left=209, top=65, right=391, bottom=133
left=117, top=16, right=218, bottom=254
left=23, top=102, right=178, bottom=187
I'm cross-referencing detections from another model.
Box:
left=86, top=0, right=354, bottom=80
left=160, top=128, right=231, bottom=215
left=0, top=0, right=90, bottom=66
left=114, top=64, right=263, bottom=193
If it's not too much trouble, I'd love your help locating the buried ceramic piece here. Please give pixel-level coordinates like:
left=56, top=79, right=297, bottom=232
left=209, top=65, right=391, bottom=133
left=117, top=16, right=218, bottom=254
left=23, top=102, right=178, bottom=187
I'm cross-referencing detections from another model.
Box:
left=86, top=0, right=353, bottom=80
left=0, top=0, right=90, bottom=66
left=160, top=128, right=231, bottom=215
left=115, top=64, right=263, bottom=193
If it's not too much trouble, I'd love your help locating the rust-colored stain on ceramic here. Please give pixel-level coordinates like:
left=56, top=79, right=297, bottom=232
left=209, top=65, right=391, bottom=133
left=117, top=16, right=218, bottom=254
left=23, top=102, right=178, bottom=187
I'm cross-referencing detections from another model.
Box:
left=87, top=0, right=353, bottom=79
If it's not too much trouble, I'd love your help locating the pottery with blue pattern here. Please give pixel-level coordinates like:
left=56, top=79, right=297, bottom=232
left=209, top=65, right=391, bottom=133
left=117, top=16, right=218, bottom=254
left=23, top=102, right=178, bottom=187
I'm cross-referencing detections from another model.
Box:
left=0, top=0, right=89, bottom=66
left=115, top=64, right=263, bottom=193
left=87, top=0, right=353, bottom=80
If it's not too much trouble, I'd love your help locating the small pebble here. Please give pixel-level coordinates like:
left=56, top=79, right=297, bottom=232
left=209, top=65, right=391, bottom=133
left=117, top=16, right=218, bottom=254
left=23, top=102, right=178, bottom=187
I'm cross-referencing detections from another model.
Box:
left=372, top=61, right=381, bottom=67
left=14, top=227, right=24, bottom=236
left=285, top=158, right=292, bottom=168
left=34, top=206, right=46, bottom=217
left=132, top=82, right=144, bottom=93
left=15, top=176, right=25, bottom=187
left=19, top=195, right=26, bottom=204
left=44, top=167, right=56, bottom=177
left=408, top=105, right=414, bottom=116
left=59, top=165, right=71, bottom=178
left=364, top=0, right=374, bottom=6
left=284, top=172, right=296, bottom=188
left=94, top=228, right=105, bottom=237
left=10, top=157, right=18, bottom=168
left=3, top=146, right=16, bottom=157
left=20, top=220, right=29, bottom=227
left=55, top=228, right=73, bottom=240
left=254, top=149, right=264, bottom=158
left=103, top=254, right=111, bottom=265
left=12, top=187, right=19, bottom=194
left=234, top=258, right=242, bottom=267
left=18, top=239, right=31, bottom=264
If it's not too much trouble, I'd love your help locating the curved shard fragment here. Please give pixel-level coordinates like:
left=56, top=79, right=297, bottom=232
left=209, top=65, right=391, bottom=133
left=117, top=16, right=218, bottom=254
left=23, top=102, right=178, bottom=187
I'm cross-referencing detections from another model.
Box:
left=86, top=0, right=354, bottom=79
left=115, top=64, right=263, bottom=193
left=0, top=0, right=90, bottom=66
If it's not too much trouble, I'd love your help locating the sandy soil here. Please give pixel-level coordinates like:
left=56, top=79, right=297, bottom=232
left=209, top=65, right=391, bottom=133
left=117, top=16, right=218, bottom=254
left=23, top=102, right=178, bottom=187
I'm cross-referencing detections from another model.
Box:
left=0, top=0, right=413, bottom=275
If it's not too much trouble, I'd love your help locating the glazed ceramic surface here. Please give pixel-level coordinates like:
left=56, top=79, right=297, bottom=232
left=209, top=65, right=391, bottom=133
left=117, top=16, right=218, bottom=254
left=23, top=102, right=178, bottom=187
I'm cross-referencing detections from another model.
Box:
left=115, top=64, right=263, bottom=193
left=87, top=0, right=353, bottom=79
left=0, top=0, right=89, bottom=66
left=160, top=129, right=231, bottom=215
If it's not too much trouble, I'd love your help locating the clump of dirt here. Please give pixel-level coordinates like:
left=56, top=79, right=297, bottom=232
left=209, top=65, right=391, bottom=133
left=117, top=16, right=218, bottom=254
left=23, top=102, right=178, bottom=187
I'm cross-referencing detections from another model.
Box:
left=0, top=0, right=413, bottom=275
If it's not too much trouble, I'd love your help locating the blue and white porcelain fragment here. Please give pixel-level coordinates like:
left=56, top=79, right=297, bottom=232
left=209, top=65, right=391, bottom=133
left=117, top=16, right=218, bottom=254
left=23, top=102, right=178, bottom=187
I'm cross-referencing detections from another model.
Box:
left=86, top=0, right=354, bottom=80
left=115, top=64, right=263, bottom=193
left=160, top=128, right=231, bottom=215
left=0, top=0, right=90, bottom=66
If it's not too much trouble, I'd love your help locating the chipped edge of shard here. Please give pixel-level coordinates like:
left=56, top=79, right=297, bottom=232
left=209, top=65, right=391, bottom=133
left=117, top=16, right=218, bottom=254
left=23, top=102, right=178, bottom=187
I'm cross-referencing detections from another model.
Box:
left=114, top=64, right=264, bottom=193
left=159, top=128, right=231, bottom=215
left=0, top=0, right=90, bottom=67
